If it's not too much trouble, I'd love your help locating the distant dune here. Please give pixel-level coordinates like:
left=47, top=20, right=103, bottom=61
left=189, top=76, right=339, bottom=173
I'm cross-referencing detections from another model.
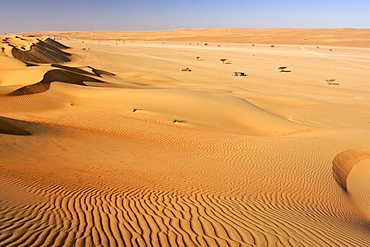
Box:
left=25, top=28, right=370, bottom=47
left=1, top=35, right=114, bottom=95
left=1, top=34, right=71, bottom=64
left=1, top=30, right=370, bottom=246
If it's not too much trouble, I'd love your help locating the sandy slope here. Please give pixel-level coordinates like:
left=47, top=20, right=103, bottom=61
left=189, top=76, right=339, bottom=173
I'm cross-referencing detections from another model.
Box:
left=1, top=31, right=370, bottom=246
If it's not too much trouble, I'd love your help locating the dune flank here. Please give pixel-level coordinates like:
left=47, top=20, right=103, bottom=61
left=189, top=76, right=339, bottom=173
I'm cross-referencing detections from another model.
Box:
left=1, top=34, right=71, bottom=64
left=333, top=150, right=370, bottom=222
left=8, top=67, right=106, bottom=96
left=346, top=158, right=370, bottom=222
left=0, top=116, right=31, bottom=135
left=332, top=149, right=370, bottom=191
left=1, top=36, right=116, bottom=96
left=1, top=30, right=370, bottom=246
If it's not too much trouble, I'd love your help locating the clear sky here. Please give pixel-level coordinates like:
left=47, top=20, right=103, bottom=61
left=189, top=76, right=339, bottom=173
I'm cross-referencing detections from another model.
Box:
left=1, top=0, right=369, bottom=33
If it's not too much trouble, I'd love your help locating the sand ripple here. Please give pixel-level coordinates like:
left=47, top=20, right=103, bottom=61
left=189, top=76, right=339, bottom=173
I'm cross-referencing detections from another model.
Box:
left=1, top=175, right=369, bottom=247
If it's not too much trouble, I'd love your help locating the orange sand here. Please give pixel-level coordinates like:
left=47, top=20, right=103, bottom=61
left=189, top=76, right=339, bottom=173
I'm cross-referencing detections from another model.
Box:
left=1, top=30, right=370, bottom=246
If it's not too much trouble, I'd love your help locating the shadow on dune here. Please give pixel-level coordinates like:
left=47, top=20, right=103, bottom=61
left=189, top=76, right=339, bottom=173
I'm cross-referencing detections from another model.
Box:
left=11, top=38, right=71, bottom=64
left=8, top=69, right=106, bottom=96
left=87, top=66, right=116, bottom=77
left=4, top=37, right=118, bottom=96
left=51, top=64, right=98, bottom=77
left=0, top=116, right=32, bottom=135
left=51, top=64, right=115, bottom=78
left=42, top=38, right=70, bottom=50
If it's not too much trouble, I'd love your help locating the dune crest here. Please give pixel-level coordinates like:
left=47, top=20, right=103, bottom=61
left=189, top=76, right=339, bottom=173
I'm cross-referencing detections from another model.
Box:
left=0, top=34, right=119, bottom=95
left=1, top=34, right=71, bottom=64
left=11, top=38, right=71, bottom=64
left=332, top=149, right=370, bottom=191
left=346, top=158, right=370, bottom=221
left=333, top=150, right=370, bottom=223
left=8, top=67, right=108, bottom=96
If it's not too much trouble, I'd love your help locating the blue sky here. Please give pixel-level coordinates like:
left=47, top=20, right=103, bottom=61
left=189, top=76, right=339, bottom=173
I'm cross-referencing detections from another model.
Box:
left=1, top=0, right=369, bottom=33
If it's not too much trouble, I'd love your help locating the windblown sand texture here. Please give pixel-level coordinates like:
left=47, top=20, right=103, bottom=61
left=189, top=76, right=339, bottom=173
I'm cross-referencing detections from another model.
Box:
left=1, top=29, right=370, bottom=246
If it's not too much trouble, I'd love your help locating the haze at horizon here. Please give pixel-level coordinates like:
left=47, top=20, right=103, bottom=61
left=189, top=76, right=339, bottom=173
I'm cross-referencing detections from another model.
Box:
left=1, top=0, right=369, bottom=33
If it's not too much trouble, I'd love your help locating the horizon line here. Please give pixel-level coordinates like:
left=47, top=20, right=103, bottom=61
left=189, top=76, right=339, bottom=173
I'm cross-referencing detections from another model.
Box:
left=16, top=27, right=370, bottom=34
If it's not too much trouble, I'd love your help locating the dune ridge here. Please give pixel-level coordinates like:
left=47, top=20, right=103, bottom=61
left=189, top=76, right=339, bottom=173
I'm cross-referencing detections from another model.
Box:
left=332, top=149, right=370, bottom=191
left=332, top=150, right=370, bottom=223
left=7, top=67, right=107, bottom=96
left=1, top=34, right=117, bottom=95
left=11, top=38, right=71, bottom=64
left=1, top=34, right=71, bottom=64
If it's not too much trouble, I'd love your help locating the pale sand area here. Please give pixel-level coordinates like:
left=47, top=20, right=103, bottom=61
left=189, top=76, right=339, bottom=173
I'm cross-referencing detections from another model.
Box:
left=1, top=29, right=370, bottom=246
left=30, top=28, right=370, bottom=47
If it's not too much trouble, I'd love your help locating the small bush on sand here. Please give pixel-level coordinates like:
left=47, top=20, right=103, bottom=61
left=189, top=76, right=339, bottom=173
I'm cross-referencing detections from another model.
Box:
left=278, top=66, right=287, bottom=72
left=172, top=118, right=183, bottom=123
left=326, top=79, right=339, bottom=85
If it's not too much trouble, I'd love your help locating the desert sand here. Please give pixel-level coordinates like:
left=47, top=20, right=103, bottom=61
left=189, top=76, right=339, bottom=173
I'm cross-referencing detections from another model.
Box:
left=1, top=29, right=370, bottom=246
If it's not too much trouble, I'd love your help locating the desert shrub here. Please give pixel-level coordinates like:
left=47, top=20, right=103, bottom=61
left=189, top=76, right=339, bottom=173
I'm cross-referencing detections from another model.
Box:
left=278, top=66, right=287, bottom=72
left=172, top=118, right=183, bottom=123
left=326, top=79, right=339, bottom=85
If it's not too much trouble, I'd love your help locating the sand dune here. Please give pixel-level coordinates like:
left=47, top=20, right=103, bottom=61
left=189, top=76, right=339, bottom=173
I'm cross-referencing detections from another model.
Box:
left=11, top=38, right=71, bottom=64
left=347, top=158, right=370, bottom=222
left=1, top=30, right=370, bottom=246
left=332, top=149, right=370, bottom=191
left=1, top=36, right=114, bottom=95
left=8, top=68, right=106, bottom=96
left=332, top=150, right=370, bottom=223
left=1, top=34, right=71, bottom=64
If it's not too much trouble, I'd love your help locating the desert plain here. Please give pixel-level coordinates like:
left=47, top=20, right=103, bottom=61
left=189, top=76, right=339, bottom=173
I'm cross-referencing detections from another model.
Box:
left=0, top=28, right=370, bottom=246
